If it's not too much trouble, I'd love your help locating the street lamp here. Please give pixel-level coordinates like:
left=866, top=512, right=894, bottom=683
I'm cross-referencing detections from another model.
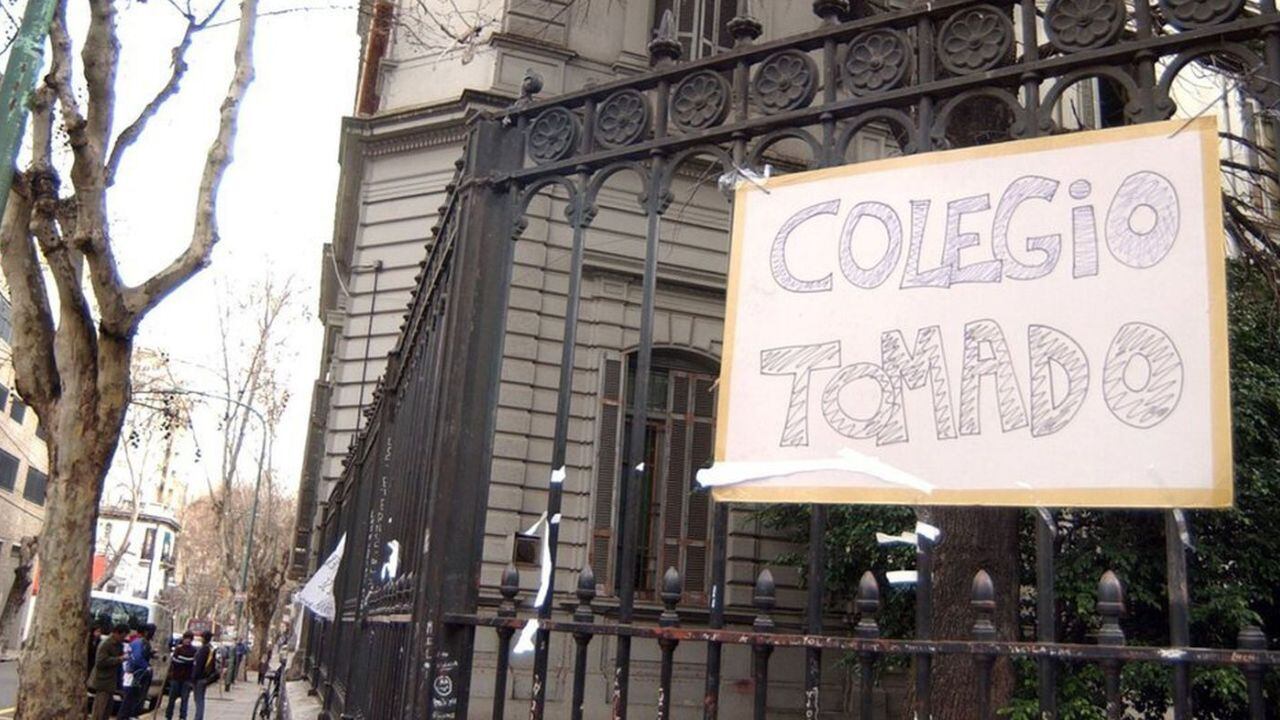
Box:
left=139, top=388, right=270, bottom=649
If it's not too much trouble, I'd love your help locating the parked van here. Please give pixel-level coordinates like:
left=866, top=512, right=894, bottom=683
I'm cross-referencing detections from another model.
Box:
left=85, top=591, right=174, bottom=713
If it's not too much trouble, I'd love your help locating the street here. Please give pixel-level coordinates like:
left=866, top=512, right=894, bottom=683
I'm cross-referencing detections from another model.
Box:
left=0, top=662, right=13, bottom=717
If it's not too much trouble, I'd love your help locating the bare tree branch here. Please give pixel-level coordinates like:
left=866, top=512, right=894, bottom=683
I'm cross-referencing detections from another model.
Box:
left=0, top=175, right=58, bottom=414
left=32, top=21, right=100, bottom=391
left=105, top=18, right=199, bottom=188
left=125, top=0, right=260, bottom=321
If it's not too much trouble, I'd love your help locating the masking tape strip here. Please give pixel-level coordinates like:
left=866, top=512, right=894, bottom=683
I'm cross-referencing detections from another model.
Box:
left=914, top=522, right=941, bottom=543
left=876, top=531, right=917, bottom=547
left=696, top=449, right=935, bottom=494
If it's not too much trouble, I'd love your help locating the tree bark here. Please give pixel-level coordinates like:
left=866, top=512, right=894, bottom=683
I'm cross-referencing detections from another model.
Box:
left=913, top=507, right=1022, bottom=719
left=16, top=446, right=115, bottom=719
left=0, top=536, right=37, bottom=653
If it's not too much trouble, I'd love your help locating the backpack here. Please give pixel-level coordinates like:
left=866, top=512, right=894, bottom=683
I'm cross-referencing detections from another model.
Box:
left=203, top=646, right=222, bottom=684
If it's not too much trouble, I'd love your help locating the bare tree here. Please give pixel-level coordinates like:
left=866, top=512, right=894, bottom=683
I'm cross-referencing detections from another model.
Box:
left=0, top=0, right=259, bottom=713
left=95, top=348, right=193, bottom=591
left=204, top=275, right=302, bottom=593
left=168, top=481, right=294, bottom=651
left=169, top=495, right=232, bottom=632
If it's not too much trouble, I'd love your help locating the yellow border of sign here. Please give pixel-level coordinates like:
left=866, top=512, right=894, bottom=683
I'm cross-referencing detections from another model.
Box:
left=712, top=117, right=1232, bottom=508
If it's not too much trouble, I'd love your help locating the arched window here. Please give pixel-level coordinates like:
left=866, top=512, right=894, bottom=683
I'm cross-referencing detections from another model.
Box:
left=591, top=350, right=717, bottom=599
left=654, top=0, right=737, bottom=60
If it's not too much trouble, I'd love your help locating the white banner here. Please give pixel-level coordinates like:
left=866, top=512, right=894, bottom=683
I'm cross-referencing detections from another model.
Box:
left=703, top=118, right=1231, bottom=508
left=295, top=534, right=345, bottom=620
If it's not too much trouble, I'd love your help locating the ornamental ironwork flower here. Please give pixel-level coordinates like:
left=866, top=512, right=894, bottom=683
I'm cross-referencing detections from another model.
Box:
left=528, top=109, right=577, bottom=163
left=1047, top=0, right=1124, bottom=50
left=843, top=30, right=910, bottom=95
left=1158, top=0, right=1243, bottom=28
left=671, top=72, right=730, bottom=131
left=596, top=91, right=649, bottom=148
left=753, top=50, right=818, bottom=114
left=938, top=6, right=1013, bottom=74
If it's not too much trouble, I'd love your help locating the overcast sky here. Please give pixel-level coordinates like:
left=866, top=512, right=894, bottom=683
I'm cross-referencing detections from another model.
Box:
left=55, top=0, right=361, bottom=497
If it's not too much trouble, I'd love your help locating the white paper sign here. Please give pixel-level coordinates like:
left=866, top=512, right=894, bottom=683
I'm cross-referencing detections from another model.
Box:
left=296, top=534, right=346, bottom=620
left=702, top=119, right=1231, bottom=508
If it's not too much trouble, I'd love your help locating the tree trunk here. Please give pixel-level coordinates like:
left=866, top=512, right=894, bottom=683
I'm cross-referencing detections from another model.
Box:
left=0, top=536, right=37, bottom=653
left=914, top=507, right=1022, bottom=719
left=251, top=616, right=271, bottom=671
left=16, top=335, right=130, bottom=720
left=15, top=456, right=108, bottom=719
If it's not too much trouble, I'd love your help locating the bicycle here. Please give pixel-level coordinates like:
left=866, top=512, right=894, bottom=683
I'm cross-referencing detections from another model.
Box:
left=251, top=657, right=287, bottom=720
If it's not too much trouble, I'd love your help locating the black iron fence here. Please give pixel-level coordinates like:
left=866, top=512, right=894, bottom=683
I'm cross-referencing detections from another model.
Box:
left=307, top=0, right=1280, bottom=717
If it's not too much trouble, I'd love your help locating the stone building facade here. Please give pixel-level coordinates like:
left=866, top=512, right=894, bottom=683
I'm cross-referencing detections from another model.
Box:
left=0, top=293, right=48, bottom=653
left=295, top=1, right=1161, bottom=715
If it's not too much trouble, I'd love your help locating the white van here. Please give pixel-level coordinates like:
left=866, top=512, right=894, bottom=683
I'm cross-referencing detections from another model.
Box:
left=85, top=591, right=174, bottom=713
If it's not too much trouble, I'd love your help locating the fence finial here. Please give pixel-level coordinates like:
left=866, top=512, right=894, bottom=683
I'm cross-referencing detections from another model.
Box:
left=500, top=563, right=520, bottom=617
left=970, top=570, right=997, bottom=642
left=660, top=567, right=682, bottom=627
left=1096, top=570, right=1126, bottom=645
left=1238, top=624, right=1267, bottom=650
left=649, top=9, right=682, bottom=66
left=813, top=0, right=848, bottom=24
left=854, top=570, right=880, bottom=639
left=728, top=1, right=763, bottom=46
left=753, top=568, right=776, bottom=632
left=518, top=68, right=543, bottom=105
left=574, top=564, right=596, bottom=622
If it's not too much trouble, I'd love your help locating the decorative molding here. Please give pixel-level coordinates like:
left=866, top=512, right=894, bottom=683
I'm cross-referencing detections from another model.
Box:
left=363, top=125, right=470, bottom=158
left=488, top=31, right=580, bottom=62
left=583, top=249, right=727, bottom=296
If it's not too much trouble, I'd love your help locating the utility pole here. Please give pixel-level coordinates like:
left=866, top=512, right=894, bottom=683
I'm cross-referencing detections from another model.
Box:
left=139, top=388, right=270, bottom=649
left=0, top=0, right=58, bottom=218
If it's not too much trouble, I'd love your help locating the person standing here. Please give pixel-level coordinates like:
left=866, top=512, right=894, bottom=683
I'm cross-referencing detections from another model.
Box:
left=118, top=623, right=155, bottom=719
left=89, top=624, right=128, bottom=720
left=164, top=632, right=197, bottom=720
left=233, top=639, right=248, bottom=684
left=191, top=631, right=219, bottom=720
left=256, top=646, right=270, bottom=685
left=86, top=618, right=106, bottom=677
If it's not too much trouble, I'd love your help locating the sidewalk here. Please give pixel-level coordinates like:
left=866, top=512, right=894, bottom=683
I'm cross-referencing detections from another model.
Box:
left=284, top=681, right=322, bottom=720
left=195, top=678, right=262, bottom=720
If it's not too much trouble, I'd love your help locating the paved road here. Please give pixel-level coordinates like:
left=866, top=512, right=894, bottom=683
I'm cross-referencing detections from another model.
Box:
left=0, top=661, right=15, bottom=717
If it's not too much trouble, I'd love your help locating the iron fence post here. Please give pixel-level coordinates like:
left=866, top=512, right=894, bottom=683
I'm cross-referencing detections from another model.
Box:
left=1165, top=511, right=1192, bottom=719
left=411, top=117, right=523, bottom=719
left=1035, top=509, right=1058, bottom=719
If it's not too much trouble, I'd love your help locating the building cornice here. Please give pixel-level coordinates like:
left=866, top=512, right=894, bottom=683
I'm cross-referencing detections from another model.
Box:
left=327, top=89, right=516, bottom=293
left=98, top=504, right=183, bottom=532
left=487, top=31, right=579, bottom=62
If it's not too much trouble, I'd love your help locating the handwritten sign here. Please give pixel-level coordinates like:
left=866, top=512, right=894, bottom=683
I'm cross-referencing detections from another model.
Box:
left=701, top=118, right=1230, bottom=507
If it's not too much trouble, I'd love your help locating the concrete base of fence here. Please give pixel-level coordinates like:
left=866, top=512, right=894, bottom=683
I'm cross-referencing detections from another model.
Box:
left=285, top=680, right=324, bottom=720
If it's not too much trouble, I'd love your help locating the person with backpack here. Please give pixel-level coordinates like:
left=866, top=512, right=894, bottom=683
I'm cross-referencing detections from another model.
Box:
left=117, top=623, right=156, bottom=719
left=191, top=631, right=221, bottom=720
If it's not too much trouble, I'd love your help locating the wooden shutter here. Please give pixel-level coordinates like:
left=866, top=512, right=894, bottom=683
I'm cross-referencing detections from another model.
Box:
left=661, top=373, right=691, bottom=581
left=684, top=376, right=717, bottom=595
left=591, top=358, right=624, bottom=587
